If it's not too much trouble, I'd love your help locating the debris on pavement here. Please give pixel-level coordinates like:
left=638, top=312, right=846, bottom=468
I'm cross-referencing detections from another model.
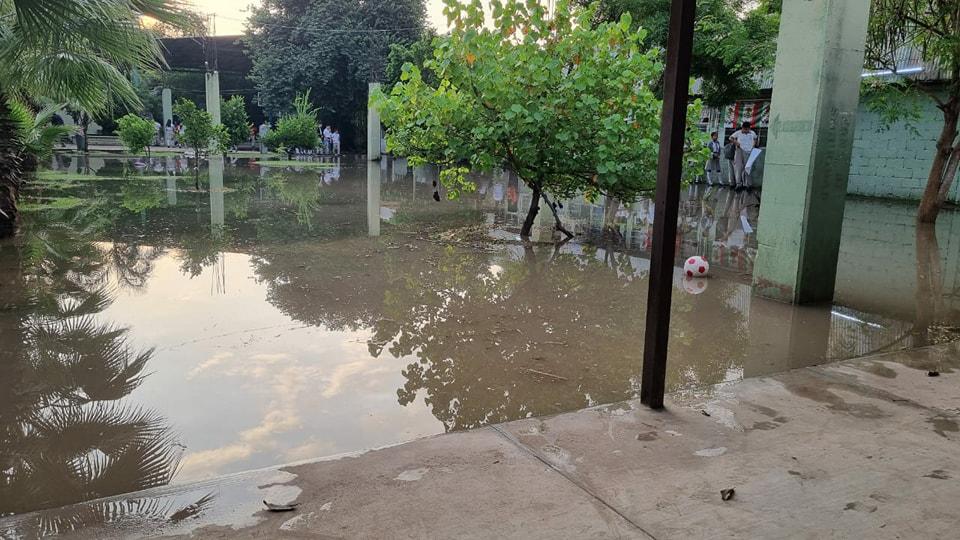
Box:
left=720, top=488, right=736, bottom=501
left=264, top=500, right=300, bottom=512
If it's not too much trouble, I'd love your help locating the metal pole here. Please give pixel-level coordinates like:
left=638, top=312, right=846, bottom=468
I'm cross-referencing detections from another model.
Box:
left=640, top=0, right=697, bottom=410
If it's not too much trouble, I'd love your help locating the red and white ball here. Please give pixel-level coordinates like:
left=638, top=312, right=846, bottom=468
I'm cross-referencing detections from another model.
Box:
left=684, top=256, right=710, bottom=278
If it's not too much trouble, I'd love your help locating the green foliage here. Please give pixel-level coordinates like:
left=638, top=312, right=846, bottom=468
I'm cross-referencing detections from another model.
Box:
left=172, top=98, right=229, bottom=159
left=579, top=0, right=781, bottom=107
left=6, top=98, right=75, bottom=162
left=244, top=0, right=428, bottom=149
left=0, top=0, right=193, bottom=115
left=221, top=95, right=252, bottom=148
left=861, top=79, right=923, bottom=134
left=263, top=91, right=320, bottom=152
left=372, top=0, right=708, bottom=234
left=116, top=114, right=157, bottom=156
left=865, top=0, right=960, bottom=221
left=385, top=30, right=439, bottom=88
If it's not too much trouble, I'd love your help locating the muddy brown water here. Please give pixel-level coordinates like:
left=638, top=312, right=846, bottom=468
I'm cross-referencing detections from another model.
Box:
left=1, top=153, right=959, bottom=519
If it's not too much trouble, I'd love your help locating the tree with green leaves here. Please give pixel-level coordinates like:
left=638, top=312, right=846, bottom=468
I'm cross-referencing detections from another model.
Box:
left=385, top=30, right=439, bottom=88
left=0, top=0, right=193, bottom=238
left=172, top=98, right=229, bottom=189
left=221, top=95, right=252, bottom=149
left=372, top=0, right=707, bottom=238
left=244, top=0, right=427, bottom=150
left=579, top=0, right=781, bottom=107
left=864, top=0, right=960, bottom=224
left=263, top=91, right=320, bottom=155
left=117, top=114, right=158, bottom=157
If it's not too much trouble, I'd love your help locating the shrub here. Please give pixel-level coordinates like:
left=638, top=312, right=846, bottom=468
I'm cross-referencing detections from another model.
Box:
left=263, top=90, right=319, bottom=153
left=116, top=114, right=156, bottom=156
left=221, top=95, right=252, bottom=148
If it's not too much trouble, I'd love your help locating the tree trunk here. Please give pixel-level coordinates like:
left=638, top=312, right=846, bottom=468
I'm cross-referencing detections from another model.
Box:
left=0, top=96, right=23, bottom=239
left=540, top=191, right=574, bottom=239
left=913, top=224, right=943, bottom=346
left=520, top=182, right=541, bottom=238
left=602, top=196, right=624, bottom=241
left=918, top=102, right=959, bottom=224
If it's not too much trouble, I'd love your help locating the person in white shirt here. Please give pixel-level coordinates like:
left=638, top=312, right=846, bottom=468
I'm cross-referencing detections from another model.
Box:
left=258, top=121, right=270, bottom=153
left=729, top=122, right=759, bottom=190
left=332, top=128, right=341, bottom=155
left=705, top=131, right=723, bottom=186
left=322, top=126, right=333, bottom=154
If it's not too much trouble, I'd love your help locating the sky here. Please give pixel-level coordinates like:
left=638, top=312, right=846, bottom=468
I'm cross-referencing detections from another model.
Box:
left=189, top=0, right=450, bottom=35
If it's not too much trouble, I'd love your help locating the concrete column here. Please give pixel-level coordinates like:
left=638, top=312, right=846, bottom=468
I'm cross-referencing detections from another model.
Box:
left=165, top=176, right=177, bottom=207
left=209, top=155, right=225, bottom=235
left=367, top=83, right=381, bottom=161
left=162, top=88, right=173, bottom=127
left=752, top=0, right=871, bottom=304
left=367, top=158, right=381, bottom=236
left=205, top=71, right=222, bottom=125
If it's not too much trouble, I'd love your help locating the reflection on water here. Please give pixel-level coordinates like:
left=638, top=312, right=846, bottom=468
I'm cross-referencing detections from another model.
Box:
left=2, top=154, right=959, bottom=521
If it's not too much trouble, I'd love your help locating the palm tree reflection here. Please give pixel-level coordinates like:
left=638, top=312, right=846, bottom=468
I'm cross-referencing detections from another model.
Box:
left=0, top=204, right=212, bottom=528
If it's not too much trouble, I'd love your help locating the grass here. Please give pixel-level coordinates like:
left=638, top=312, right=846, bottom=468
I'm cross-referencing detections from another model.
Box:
left=252, top=159, right=338, bottom=168
left=227, top=151, right=281, bottom=158
left=20, top=197, right=87, bottom=212
left=35, top=171, right=171, bottom=182
left=61, top=150, right=185, bottom=158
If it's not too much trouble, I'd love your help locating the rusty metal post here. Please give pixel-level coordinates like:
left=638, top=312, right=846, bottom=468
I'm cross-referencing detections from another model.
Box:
left=640, top=0, right=697, bottom=410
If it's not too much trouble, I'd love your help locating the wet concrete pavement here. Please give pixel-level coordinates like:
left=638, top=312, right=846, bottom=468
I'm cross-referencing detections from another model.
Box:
left=5, top=341, right=956, bottom=539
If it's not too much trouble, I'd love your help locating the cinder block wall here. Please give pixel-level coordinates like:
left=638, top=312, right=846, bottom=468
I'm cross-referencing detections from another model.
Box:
left=848, top=93, right=960, bottom=202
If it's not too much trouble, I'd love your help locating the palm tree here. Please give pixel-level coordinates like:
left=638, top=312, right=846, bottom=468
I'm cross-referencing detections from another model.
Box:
left=6, top=99, right=76, bottom=172
left=0, top=0, right=193, bottom=237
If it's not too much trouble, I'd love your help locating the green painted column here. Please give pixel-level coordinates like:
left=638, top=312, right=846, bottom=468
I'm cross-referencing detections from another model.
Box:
left=753, top=0, right=871, bottom=303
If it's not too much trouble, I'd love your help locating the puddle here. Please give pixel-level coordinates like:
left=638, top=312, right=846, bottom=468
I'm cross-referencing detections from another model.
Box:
left=2, top=153, right=959, bottom=520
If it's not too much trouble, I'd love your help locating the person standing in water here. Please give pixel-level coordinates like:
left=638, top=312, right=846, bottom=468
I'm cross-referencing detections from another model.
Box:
left=331, top=128, right=341, bottom=156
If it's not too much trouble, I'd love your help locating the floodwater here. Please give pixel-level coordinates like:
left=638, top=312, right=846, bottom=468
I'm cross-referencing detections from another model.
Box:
left=2, top=153, right=959, bottom=521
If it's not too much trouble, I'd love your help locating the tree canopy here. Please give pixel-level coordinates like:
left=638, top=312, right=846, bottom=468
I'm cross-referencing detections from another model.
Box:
left=244, top=0, right=427, bottom=150
left=372, top=0, right=707, bottom=238
left=864, top=0, right=960, bottom=223
left=579, top=0, right=781, bottom=107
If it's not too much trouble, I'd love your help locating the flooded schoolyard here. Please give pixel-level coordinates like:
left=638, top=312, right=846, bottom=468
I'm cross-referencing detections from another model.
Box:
left=2, top=153, right=959, bottom=517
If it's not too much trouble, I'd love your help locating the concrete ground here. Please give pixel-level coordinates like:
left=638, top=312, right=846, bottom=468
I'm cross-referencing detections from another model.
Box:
left=3, top=342, right=958, bottom=539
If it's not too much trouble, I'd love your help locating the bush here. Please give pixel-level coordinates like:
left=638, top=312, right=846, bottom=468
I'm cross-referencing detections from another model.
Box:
left=116, top=114, right=156, bottom=156
left=263, top=90, right=319, bottom=152
left=221, top=95, right=252, bottom=148
left=173, top=98, right=229, bottom=157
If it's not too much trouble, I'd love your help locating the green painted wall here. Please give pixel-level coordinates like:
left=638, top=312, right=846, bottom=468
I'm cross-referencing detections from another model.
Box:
left=848, top=93, right=960, bottom=202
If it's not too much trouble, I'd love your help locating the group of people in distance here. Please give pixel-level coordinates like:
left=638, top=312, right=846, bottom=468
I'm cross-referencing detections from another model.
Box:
left=704, top=122, right=760, bottom=191
left=254, top=120, right=341, bottom=155
left=155, top=118, right=185, bottom=148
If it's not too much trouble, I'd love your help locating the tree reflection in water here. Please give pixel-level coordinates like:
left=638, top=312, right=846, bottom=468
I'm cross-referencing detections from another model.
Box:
left=372, top=243, right=747, bottom=430
left=0, top=205, right=212, bottom=532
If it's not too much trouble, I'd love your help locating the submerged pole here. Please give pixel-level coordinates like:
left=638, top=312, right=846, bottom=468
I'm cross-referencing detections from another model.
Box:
left=640, top=0, right=697, bottom=410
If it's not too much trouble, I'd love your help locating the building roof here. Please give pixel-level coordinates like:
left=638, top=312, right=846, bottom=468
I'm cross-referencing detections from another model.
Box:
left=159, top=35, right=253, bottom=74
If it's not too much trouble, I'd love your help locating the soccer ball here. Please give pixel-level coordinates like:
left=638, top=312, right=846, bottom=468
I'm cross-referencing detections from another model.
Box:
left=684, top=256, right=710, bottom=278
left=682, top=277, right=708, bottom=295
